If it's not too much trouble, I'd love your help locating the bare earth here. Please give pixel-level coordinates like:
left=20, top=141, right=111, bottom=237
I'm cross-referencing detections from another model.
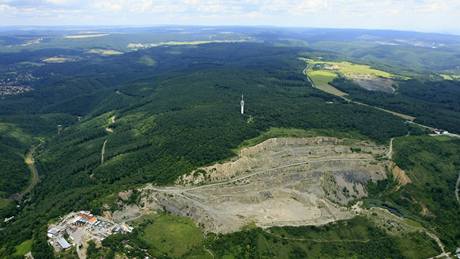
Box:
left=116, top=137, right=390, bottom=233
left=349, top=75, right=396, bottom=94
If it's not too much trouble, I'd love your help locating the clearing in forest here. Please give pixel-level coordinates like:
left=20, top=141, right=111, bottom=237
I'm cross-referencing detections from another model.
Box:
left=42, top=56, right=78, bottom=63
left=64, top=33, right=109, bottom=39
left=88, top=49, right=123, bottom=56
left=303, top=58, right=400, bottom=95
left=440, top=74, right=460, bottom=80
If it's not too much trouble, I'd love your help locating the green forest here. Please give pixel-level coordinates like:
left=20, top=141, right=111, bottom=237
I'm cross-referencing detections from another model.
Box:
left=1, top=30, right=460, bottom=258
left=332, top=77, right=460, bottom=133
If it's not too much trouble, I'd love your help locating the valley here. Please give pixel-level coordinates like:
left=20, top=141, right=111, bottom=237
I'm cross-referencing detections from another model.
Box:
left=0, top=27, right=460, bottom=258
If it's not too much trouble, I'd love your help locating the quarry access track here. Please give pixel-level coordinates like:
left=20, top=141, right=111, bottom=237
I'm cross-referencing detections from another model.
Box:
left=150, top=157, right=374, bottom=194
left=456, top=172, right=460, bottom=205
left=131, top=137, right=389, bottom=233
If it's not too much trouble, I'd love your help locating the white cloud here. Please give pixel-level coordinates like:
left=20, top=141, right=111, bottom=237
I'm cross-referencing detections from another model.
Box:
left=45, top=0, right=74, bottom=4
left=0, top=3, right=14, bottom=12
left=0, top=0, right=459, bottom=34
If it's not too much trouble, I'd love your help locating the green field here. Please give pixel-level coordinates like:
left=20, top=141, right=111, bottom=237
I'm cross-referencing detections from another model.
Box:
left=99, top=213, right=439, bottom=258
left=3, top=31, right=459, bottom=258
left=138, top=214, right=211, bottom=258
left=305, top=59, right=399, bottom=97
left=308, top=70, right=347, bottom=96
left=440, top=74, right=460, bottom=80
left=13, top=240, right=32, bottom=257
left=311, top=60, right=395, bottom=78
left=0, top=198, right=11, bottom=210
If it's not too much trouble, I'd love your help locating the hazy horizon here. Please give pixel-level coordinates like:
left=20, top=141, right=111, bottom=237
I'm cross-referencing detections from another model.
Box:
left=0, top=0, right=459, bottom=35
left=0, top=24, right=459, bottom=38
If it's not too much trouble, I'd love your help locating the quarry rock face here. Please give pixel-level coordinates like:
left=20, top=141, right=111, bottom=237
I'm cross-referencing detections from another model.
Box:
left=122, top=137, right=390, bottom=233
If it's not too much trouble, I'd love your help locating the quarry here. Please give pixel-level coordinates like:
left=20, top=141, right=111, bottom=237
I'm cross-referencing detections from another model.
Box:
left=112, top=136, right=393, bottom=234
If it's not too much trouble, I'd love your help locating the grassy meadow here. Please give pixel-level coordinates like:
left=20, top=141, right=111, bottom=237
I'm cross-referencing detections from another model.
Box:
left=136, top=214, right=211, bottom=258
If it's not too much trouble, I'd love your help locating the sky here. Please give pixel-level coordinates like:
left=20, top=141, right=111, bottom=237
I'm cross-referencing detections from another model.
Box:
left=0, top=0, right=459, bottom=34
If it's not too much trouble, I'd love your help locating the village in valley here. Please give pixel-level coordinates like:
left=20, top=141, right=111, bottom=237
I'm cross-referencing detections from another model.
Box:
left=47, top=211, right=132, bottom=257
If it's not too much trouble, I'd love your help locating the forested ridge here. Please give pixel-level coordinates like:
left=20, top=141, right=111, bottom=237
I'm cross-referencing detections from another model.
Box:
left=332, top=77, right=460, bottom=133
left=0, top=43, right=412, bottom=256
left=0, top=40, right=459, bottom=258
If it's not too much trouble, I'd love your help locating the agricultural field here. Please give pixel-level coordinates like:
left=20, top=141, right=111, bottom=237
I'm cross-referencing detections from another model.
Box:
left=304, top=59, right=399, bottom=95
left=440, top=74, right=460, bottom=80
left=64, top=34, right=110, bottom=39
left=1, top=27, right=460, bottom=259
left=127, top=39, right=249, bottom=50
left=312, top=60, right=394, bottom=78
left=42, top=56, right=78, bottom=63
left=87, top=49, right=123, bottom=56
left=306, top=70, right=347, bottom=96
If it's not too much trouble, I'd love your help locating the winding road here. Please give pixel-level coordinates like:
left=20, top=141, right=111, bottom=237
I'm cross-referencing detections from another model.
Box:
left=101, top=115, right=116, bottom=165
left=303, top=62, right=458, bottom=258
left=12, top=144, right=40, bottom=201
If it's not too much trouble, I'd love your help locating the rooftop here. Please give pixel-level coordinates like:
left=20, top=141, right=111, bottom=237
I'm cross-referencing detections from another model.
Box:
left=56, top=237, right=71, bottom=249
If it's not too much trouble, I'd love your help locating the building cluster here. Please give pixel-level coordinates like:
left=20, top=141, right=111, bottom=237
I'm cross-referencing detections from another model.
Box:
left=0, top=85, right=32, bottom=96
left=432, top=129, right=449, bottom=135
left=47, top=211, right=132, bottom=252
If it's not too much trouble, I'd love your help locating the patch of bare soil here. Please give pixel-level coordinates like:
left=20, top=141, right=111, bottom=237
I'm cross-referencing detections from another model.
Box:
left=116, top=137, right=390, bottom=233
left=350, top=75, right=396, bottom=93
left=389, top=161, right=411, bottom=190
left=419, top=202, right=432, bottom=217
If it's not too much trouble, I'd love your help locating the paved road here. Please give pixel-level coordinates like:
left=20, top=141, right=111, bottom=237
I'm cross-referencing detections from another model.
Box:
left=302, top=62, right=460, bottom=139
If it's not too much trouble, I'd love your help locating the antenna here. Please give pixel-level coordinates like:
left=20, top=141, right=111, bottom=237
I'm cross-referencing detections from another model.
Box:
left=240, top=93, right=245, bottom=115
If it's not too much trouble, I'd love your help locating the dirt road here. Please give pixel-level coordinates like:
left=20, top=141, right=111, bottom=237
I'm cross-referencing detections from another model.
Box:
left=387, top=138, right=394, bottom=159
left=456, top=172, right=460, bottom=205
left=425, top=230, right=451, bottom=259
left=150, top=157, right=374, bottom=195
left=139, top=137, right=386, bottom=233
left=101, top=115, right=116, bottom=164
left=101, top=139, right=108, bottom=165
left=12, top=145, right=40, bottom=201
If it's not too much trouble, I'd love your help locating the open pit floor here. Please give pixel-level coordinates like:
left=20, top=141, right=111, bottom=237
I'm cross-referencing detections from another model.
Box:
left=117, top=137, right=390, bottom=233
